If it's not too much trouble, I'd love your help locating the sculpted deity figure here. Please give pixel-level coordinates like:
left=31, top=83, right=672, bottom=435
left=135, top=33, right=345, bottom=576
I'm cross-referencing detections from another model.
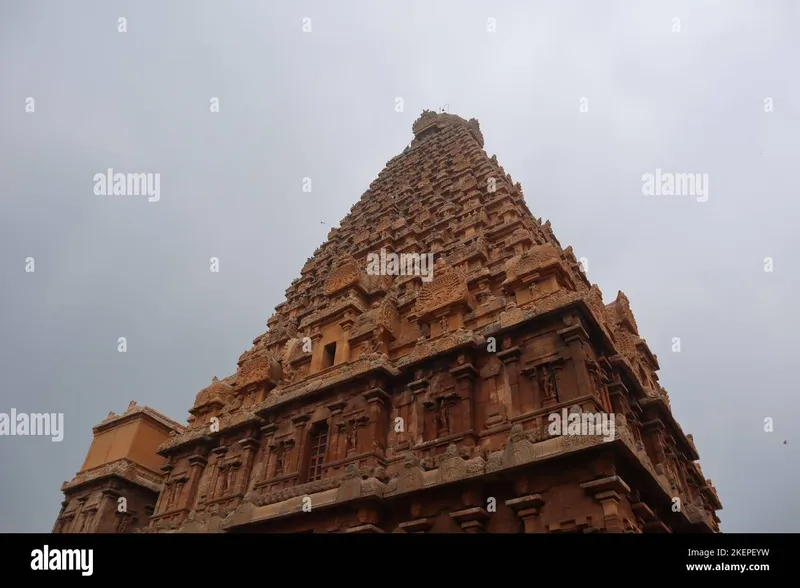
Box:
left=436, top=398, right=450, bottom=433
left=347, top=423, right=359, bottom=452
left=220, top=468, right=230, bottom=494
left=541, top=366, right=557, bottom=400
left=439, top=315, right=450, bottom=334
left=274, top=444, right=285, bottom=475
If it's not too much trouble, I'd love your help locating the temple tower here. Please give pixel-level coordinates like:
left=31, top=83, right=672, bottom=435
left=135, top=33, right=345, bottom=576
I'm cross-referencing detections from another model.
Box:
left=54, top=401, right=184, bottom=533
left=55, top=111, right=722, bottom=533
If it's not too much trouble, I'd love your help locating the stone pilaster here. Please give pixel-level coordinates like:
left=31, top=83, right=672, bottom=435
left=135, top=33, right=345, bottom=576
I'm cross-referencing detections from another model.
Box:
left=97, top=488, right=121, bottom=532
left=210, top=445, right=228, bottom=499
left=82, top=505, right=99, bottom=533
left=185, top=451, right=208, bottom=509
left=397, top=517, right=436, bottom=533
left=338, top=317, right=354, bottom=364
left=237, top=437, right=259, bottom=495
left=557, top=321, right=592, bottom=402
left=450, top=361, right=478, bottom=432
left=364, top=387, right=391, bottom=457
left=325, top=400, right=345, bottom=460
left=409, top=376, right=429, bottom=445
left=631, top=501, right=670, bottom=533
left=505, top=494, right=546, bottom=533
left=642, top=419, right=667, bottom=466
left=308, top=332, right=325, bottom=371
left=450, top=507, right=490, bottom=533
left=257, top=423, right=276, bottom=481
left=580, top=475, right=631, bottom=533
left=154, top=482, right=169, bottom=515
left=497, top=344, right=522, bottom=416
left=291, top=414, right=310, bottom=473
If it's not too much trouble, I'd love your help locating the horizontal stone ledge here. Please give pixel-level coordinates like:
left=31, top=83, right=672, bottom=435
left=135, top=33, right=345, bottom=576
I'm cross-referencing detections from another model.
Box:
left=580, top=475, right=631, bottom=496
left=341, top=524, right=385, bottom=533
left=255, top=359, right=401, bottom=413
left=225, top=441, right=653, bottom=529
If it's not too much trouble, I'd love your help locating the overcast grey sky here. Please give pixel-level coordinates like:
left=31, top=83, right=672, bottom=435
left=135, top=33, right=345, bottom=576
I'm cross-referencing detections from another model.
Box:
left=1, top=0, right=798, bottom=533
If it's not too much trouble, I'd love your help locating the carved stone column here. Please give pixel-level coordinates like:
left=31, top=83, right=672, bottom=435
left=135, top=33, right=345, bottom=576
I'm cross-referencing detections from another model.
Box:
left=326, top=400, right=346, bottom=461
left=210, top=445, right=228, bottom=499
left=307, top=330, right=324, bottom=372
left=607, top=378, right=630, bottom=414
left=81, top=506, right=98, bottom=533
left=155, top=461, right=175, bottom=513
left=450, top=360, right=478, bottom=433
left=153, top=485, right=167, bottom=516
left=557, top=321, right=592, bottom=402
left=364, top=387, right=391, bottom=457
left=409, top=375, right=429, bottom=445
left=185, top=451, right=208, bottom=510
left=237, top=436, right=259, bottom=495
left=291, top=414, right=310, bottom=473
left=258, top=423, right=277, bottom=481
left=586, top=362, right=611, bottom=413
left=281, top=438, right=296, bottom=475
left=580, top=475, right=631, bottom=533
left=95, top=488, right=121, bottom=533
left=497, top=341, right=522, bottom=416
left=214, top=467, right=228, bottom=499
left=63, top=515, right=76, bottom=534
left=505, top=494, right=546, bottom=533
left=172, top=476, right=188, bottom=510
left=339, top=315, right=354, bottom=363
left=642, top=419, right=667, bottom=465
left=389, top=389, right=414, bottom=454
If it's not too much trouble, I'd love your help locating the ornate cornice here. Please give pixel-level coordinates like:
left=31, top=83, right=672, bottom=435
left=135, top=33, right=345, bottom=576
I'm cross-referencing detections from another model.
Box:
left=61, top=458, right=164, bottom=494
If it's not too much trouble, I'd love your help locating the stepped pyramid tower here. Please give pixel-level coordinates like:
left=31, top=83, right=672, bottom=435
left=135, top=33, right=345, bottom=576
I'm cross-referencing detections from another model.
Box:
left=54, top=110, right=721, bottom=534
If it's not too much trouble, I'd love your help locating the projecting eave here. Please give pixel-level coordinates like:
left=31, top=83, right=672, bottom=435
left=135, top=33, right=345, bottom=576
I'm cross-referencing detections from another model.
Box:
left=220, top=428, right=702, bottom=533
left=253, top=357, right=401, bottom=415
left=157, top=431, right=215, bottom=457
left=394, top=331, right=483, bottom=371
left=61, top=458, right=164, bottom=494
left=477, top=298, right=614, bottom=359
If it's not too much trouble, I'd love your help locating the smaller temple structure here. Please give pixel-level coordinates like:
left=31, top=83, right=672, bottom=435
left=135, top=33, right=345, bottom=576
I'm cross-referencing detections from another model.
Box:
left=52, top=401, right=184, bottom=533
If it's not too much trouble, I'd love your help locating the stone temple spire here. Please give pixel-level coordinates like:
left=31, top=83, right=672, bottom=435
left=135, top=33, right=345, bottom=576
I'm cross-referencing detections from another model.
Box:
left=55, top=111, right=722, bottom=535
